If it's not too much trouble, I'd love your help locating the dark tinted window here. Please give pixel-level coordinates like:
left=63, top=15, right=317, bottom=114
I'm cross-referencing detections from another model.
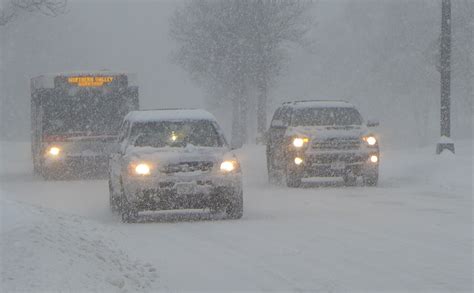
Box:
left=270, top=107, right=283, bottom=126
left=130, top=120, right=223, bottom=148
left=291, top=107, right=363, bottom=126
left=281, top=107, right=292, bottom=126
left=42, top=90, right=132, bottom=135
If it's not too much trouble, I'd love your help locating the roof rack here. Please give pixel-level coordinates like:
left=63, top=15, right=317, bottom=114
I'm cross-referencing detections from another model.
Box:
left=282, top=99, right=350, bottom=105
left=139, top=108, right=198, bottom=111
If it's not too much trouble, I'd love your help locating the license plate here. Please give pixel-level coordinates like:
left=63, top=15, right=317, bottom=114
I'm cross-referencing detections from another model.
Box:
left=176, top=183, right=197, bottom=195
left=330, top=162, right=346, bottom=170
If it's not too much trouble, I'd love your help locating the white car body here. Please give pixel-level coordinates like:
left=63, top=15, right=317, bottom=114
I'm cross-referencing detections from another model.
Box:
left=108, top=109, right=243, bottom=221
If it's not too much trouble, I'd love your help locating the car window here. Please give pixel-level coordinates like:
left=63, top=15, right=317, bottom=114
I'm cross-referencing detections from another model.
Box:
left=130, top=120, right=224, bottom=148
left=291, top=107, right=363, bottom=126
left=270, top=107, right=283, bottom=127
left=117, top=120, right=130, bottom=143
left=280, top=107, right=292, bottom=126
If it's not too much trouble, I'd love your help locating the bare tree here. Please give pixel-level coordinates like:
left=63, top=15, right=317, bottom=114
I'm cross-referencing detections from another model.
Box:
left=0, top=0, right=67, bottom=26
left=170, top=0, right=313, bottom=147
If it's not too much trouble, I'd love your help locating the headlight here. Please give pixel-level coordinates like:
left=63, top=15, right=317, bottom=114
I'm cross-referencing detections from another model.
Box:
left=292, top=137, right=309, bottom=148
left=134, top=163, right=151, bottom=175
left=220, top=160, right=237, bottom=172
left=364, top=136, right=377, bottom=146
left=294, top=157, right=303, bottom=165
left=48, top=146, right=61, bottom=156
left=370, top=155, right=378, bottom=163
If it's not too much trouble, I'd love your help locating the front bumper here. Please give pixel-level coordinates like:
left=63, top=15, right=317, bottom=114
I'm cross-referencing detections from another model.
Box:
left=288, top=149, right=379, bottom=177
left=122, top=172, right=242, bottom=211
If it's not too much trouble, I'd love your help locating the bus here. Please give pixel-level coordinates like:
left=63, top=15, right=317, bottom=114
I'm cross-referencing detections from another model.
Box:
left=30, top=71, right=139, bottom=179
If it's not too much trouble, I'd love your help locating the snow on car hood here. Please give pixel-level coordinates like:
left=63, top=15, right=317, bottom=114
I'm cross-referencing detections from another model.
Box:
left=124, top=145, right=230, bottom=165
left=286, top=125, right=370, bottom=140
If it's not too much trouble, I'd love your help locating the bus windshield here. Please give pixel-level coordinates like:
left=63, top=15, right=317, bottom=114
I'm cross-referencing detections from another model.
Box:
left=42, top=91, right=131, bottom=135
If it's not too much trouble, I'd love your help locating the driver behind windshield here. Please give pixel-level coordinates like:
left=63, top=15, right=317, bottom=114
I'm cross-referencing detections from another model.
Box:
left=291, top=107, right=363, bottom=126
left=130, top=120, right=223, bottom=148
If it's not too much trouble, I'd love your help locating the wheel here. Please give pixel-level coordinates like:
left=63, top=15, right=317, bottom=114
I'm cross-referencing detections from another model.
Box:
left=121, top=208, right=139, bottom=223
left=119, top=182, right=139, bottom=223
left=121, top=209, right=139, bottom=223
left=285, top=164, right=302, bottom=188
left=108, top=179, right=120, bottom=213
left=33, top=156, right=40, bottom=175
left=267, top=152, right=279, bottom=184
left=363, top=173, right=378, bottom=186
left=225, top=190, right=243, bottom=219
left=343, top=174, right=357, bottom=186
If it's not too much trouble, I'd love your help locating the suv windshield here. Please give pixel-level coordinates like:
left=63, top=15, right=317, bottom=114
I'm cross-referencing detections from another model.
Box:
left=291, top=107, right=363, bottom=126
left=130, top=120, right=223, bottom=148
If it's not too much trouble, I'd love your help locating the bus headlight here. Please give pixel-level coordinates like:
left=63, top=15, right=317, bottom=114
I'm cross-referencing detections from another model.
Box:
left=48, top=146, right=61, bottom=156
left=292, top=137, right=309, bottom=148
left=220, top=160, right=238, bottom=172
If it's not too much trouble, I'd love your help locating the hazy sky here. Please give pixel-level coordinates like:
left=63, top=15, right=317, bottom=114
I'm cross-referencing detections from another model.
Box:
left=1, top=0, right=471, bottom=145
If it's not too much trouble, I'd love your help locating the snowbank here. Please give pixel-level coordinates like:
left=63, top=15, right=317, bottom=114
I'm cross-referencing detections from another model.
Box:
left=0, top=199, right=158, bottom=292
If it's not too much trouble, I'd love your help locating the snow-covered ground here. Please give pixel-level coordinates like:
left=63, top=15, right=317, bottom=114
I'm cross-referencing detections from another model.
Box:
left=1, top=140, right=472, bottom=292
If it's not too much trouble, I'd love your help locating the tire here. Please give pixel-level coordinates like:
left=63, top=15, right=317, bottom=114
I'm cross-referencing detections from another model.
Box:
left=41, top=166, right=59, bottom=180
left=363, top=174, right=378, bottom=186
left=108, top=179, right=120, bottom=213
left=225, top=191, right=243, bottom=219
left=33, top=157, right=40, bottom=175
left=119, top=182, right=139, bottom=223
left=285, top=165, right=302, bottom=188
left=343, top=175, right=357, bottom=186
left=121, top=208, right=139, bottom=223
left=267, top=152, right=279, bottom=184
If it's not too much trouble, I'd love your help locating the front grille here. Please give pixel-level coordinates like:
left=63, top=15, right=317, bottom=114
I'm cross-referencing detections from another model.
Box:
left=163, top=161, right=214, bottom=174
left=309, top=153, right=366, bottom=164
left=312, top=138, right=361, bottom=150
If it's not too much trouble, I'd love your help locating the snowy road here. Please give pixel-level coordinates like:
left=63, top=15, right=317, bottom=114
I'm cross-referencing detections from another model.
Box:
left=1, top=141, right=472, bottom=291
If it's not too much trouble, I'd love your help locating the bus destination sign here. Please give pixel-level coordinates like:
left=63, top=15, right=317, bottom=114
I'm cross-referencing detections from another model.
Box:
left=67, top=76, right=114, bottom=87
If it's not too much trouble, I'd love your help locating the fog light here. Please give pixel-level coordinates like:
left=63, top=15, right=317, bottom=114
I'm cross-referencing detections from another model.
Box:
left=370, top=155, right=378, bottom=163
left=294, top=157, right=303, bottom=165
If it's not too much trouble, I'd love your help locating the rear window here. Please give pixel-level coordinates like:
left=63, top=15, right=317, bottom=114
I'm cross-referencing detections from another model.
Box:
left=291, top=107, right=363, bottom=126
left=129, top=120, right=224, bottom=148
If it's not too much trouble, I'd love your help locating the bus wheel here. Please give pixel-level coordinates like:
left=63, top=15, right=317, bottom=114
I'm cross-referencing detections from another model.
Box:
left=41, top=167, right=59, bottom=180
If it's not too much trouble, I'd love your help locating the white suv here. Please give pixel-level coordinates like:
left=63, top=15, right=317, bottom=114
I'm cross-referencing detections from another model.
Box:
left=108, top=109, right=243, bottom=222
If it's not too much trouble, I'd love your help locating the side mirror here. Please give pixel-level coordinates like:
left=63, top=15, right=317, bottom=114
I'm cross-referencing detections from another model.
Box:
left=367, top=119, right=379, bottom=127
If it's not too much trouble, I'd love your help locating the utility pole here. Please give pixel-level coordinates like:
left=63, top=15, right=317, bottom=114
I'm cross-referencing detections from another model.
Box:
left=437, top=0, right=455, bottom=154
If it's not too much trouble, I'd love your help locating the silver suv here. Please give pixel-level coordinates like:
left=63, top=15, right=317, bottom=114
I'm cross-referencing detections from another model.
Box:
left=108, top=109, right=243, bottom=222
left=266, top=100, right=379, bottom=187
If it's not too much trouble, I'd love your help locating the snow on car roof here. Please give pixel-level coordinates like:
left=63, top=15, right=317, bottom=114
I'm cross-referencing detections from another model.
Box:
left=125, top=109, right=218, bottom=123
left=285, top=100, right=355, bottom=109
